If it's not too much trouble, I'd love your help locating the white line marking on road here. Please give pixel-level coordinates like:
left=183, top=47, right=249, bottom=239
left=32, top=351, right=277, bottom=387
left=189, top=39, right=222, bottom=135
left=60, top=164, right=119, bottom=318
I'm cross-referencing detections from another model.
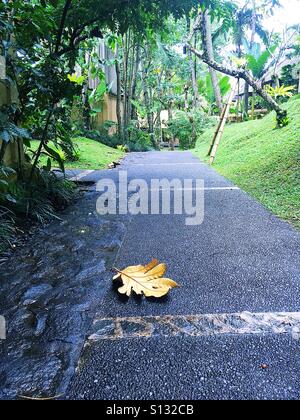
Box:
left=130, top=163, right=206, bottom=166
left=69, top=170, right=95, bottom=181
left=137, top=187, right=240, bottom=192
left=88, top=311, right=300, bottom=342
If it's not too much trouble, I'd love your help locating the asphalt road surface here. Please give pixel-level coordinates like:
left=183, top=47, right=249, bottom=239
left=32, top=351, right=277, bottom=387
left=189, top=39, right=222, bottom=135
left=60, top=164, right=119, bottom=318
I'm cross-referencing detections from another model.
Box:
left=66, top=152, right=300, bottom=400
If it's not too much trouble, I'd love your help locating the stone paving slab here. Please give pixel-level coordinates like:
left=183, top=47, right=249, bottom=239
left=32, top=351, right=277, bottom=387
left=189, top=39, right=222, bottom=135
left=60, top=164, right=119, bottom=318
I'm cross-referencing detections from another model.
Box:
left=88, top=312, right=300, bottom=342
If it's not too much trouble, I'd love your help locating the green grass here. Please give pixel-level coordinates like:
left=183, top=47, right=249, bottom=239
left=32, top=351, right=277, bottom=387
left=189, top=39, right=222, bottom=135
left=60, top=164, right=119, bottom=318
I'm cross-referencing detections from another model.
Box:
left=31, top=137, right=125, bottom=170
left=194, top=95, right=300, bottom=229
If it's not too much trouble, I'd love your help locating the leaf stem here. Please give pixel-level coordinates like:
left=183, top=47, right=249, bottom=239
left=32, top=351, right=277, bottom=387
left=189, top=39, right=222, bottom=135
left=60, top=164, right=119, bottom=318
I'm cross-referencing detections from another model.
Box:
left=112, top=267, right=159, bottom=293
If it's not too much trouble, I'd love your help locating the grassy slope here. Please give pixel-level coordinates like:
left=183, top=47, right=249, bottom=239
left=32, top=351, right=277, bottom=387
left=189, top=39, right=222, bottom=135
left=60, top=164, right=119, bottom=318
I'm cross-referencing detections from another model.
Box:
left=31, top=137, right=125, bottom=170
left=194, top=96, right=300, bottom=229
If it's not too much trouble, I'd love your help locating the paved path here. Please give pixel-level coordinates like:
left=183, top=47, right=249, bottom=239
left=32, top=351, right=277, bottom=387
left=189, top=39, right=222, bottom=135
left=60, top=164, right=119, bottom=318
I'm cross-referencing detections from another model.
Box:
left=67, top=152, right=300, bottom=400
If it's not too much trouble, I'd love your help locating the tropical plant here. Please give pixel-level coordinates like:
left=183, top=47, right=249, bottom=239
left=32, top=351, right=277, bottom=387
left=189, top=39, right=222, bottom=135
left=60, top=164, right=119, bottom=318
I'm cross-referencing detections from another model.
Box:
left=265, top=84, right=296, bottom=100
left=198, top=75, right=231, bottom=112
left=243, top=43, right=277, bottom=118
left=245, top=43, right=277, bottom=78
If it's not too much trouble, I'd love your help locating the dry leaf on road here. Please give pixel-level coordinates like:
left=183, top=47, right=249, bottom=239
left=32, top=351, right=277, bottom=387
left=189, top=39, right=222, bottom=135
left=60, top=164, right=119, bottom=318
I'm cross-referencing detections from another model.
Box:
left=113, top=259, right=179, bottom=298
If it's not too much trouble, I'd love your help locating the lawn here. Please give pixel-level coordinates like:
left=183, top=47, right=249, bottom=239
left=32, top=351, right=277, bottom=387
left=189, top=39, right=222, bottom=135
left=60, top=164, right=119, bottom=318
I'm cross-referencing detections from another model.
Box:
left=194, top=95, right=300, bottom=229
left=31, top=136, right=125, bottom=170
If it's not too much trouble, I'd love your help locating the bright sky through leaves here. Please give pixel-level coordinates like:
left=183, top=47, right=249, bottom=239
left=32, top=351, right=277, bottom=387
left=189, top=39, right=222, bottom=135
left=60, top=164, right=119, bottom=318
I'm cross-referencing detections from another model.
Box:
left=265, top=0, right=300, bottom=30
left=236, top=0, right=300, bottom=31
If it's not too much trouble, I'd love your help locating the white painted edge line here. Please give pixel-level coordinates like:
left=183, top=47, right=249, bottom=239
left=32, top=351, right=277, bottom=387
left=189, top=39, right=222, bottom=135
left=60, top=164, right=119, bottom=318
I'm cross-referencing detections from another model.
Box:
left=69, top=170, right=95, bottom=181
left=130, top=163, right=206, bottom=166
left=137, top=187, right=240, bottom=192
left=198, top=187, right=240, bottom=191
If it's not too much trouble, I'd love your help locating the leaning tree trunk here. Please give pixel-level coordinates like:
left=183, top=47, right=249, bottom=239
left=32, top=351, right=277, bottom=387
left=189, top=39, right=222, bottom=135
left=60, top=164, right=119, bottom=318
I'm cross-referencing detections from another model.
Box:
left=203, top=11, right=222, bottom=114
left=187, top=14, right=287, bottom=127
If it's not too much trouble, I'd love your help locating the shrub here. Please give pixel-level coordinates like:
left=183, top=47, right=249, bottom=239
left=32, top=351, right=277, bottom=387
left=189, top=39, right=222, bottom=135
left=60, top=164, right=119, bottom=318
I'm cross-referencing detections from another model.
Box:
left=80, top=128, right=121, bottom=149
left=126, top=122, right=153, bottom=152
left=117, top=145, right=128, bottom=153
left=0, top=165, right=77, bottom=249
left=168, top=110, right=215, bottom=149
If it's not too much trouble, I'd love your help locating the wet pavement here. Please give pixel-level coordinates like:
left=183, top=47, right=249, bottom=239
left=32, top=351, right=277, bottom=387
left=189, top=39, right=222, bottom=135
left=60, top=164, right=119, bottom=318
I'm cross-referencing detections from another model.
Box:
left=0, top=188, right=126, bottom=399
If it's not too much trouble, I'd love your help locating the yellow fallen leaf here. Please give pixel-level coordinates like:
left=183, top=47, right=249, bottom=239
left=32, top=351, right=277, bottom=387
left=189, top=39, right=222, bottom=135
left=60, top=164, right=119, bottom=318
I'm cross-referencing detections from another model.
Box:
left=113, top=259, right=179, bottom=298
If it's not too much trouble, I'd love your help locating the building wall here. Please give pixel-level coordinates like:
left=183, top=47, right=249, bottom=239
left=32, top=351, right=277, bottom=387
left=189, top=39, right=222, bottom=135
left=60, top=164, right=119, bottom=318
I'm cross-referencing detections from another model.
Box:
left=91, top=93, right=118, bottom=131
left=89, top=41, right=119, bottom=131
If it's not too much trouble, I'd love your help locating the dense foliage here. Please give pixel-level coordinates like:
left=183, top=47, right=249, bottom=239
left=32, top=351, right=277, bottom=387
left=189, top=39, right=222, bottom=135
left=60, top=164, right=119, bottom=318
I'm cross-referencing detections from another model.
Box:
left=0, top=0, right=299, bottom=247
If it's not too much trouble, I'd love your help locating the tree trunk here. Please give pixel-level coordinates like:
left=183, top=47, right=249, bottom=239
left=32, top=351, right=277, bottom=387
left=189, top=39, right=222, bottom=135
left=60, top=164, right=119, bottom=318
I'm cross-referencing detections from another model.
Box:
left=190, top=115, right=197, bottom=148
left=186, top=15, right=200, bottom=109
left=186, top=16, right=200, bottom=109
left=237, top=78, right=241, bottom=119
left=115, top=52, right=123, bottom=142
left=82, top=81, right=91, bottom=131
left=0, top=142, right=8, bottom=165
left=203, top=11, right=222, bottom=114
left=128, top=44, right=140, bottom=125
left=168, top=106, right=175, bottom=151
left=188, top=48, right=200, bottom=108
left=82, top=51, right=91, bottom=131
left=142, top=65, right=155, bottom=148
left=156, top=109, right=162, bottom=146
left=184, top=84, right=189, bottom=111
left=126, top=38, right=135, bottom=132
left=141, top=46, right=156, bottom=149
left=244, top=0, right=256, bottom=118
left=121, top=33, right=130, bottom=141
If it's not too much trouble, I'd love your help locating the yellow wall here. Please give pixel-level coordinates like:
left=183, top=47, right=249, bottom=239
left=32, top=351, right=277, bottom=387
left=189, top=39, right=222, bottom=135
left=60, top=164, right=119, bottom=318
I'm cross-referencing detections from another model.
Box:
left=92, top=93, right=118, bottom=132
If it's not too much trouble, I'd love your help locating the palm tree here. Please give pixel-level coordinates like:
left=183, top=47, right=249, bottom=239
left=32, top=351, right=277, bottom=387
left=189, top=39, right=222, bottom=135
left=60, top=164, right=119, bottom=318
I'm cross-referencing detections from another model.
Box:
left=245, top=42, right=277, bottom=117
left=243, top=0, right=282, bottom=115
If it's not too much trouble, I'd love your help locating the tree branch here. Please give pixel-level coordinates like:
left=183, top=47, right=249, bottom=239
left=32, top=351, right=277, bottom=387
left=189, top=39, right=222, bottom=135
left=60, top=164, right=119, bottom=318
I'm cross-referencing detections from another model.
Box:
left=57, top=34, right=90, bottom=56
left=189, top=44, right=283, bottom=114
left=55, top=0, right=73, bottom=54
left=186, top=11, right=287, bottom=123
left=186, top=11, right=202, bottom=44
